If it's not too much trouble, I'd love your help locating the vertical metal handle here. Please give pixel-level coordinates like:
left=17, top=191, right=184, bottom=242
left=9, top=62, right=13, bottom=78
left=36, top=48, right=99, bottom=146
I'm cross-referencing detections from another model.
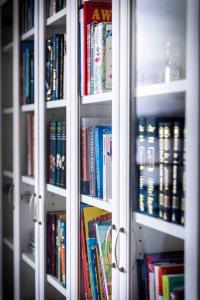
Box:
left=111, top=224, right=125, bottom=272
left=28, top=193, right=35, bottom=221
left=33, top=195, right=38, bottom=223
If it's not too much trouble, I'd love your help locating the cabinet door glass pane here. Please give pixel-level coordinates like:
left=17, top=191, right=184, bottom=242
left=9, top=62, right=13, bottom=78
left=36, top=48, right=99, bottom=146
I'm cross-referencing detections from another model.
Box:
left=131, top=1, right=186, bottom=299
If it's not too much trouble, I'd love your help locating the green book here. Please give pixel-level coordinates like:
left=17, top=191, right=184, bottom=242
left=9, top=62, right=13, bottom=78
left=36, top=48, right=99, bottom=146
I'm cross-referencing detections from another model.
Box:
left=162, top=274, right=184, bottom=300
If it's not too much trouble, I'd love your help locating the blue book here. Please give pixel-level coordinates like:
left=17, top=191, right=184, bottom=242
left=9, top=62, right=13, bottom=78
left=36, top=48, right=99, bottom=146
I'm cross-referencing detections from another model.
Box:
left=87, top=238, right=99, bottom=300
left=21, top=42, right=33, bottom=104
left=94, top=126, right=112, bottom=198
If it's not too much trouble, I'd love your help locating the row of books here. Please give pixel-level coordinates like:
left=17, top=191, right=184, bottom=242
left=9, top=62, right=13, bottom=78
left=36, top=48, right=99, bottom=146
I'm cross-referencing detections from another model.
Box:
left=46, top=33, right=66, bottom=101
left=137, top=117, right=185, bottom=225
left=21, top=42, right=34, bottom=105
left=81, top=118, right=112, bottom=201
left=79, top=1, right=112, bottom=96
left=26, top=112, right=35, bottom=177
left=48, top=120, right=66, bottom=188
left=46, top=0, right=66, bottom=18
left=47, top=211, right=66, bottom=287
left=80, top=205, right=112, bottom=300
left=21, top=0, right=34, bottom=34
left=137, top=251, right=184, bottom=300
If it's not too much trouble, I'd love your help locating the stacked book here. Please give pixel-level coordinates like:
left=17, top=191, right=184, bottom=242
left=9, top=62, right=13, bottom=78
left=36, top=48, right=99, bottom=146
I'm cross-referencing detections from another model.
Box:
left=21, top=42, right=34, bottom=105
left=137, top=117, right=185, bottom=225
left=26, top=112, right=35, bottom=177
left=48, top=120, right=66, bottom=188
left=46, top=0, right=66, bottom=18
left=80, top=204, right=112, bottom=300
left=20, top=0, right=34, bottom=34
left=79, top=1, right=112, bottom=96
left=46, top=33, right=66, bottom=101
left=47, top=211, right=66, bottom=287
left=137, top=251, right=184, bottom=300
left=81, top=118, right=112, bottom=201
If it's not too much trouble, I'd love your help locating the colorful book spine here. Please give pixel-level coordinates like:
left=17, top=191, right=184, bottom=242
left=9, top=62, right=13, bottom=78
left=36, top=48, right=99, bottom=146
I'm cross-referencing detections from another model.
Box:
left=56, top=121, right=62, bottom=187
left=87, top=23, right=91, bottom=95
left=79, top=8, right=84, bottom=96
left=46, top=38, right=53, bottom=101
left=88, top=127, right=96, bottom=197
left=94, top=126, right=112, bottom=199
left=103, top=133, right=112, bottom=202
left=49, top=121, right=57, bottom=185
left=162, top=274, right=184, bottom=300
left=146, top=118, right=159, bottom=217
left=90, top=23, right=96, bottom=95
left=138, top=117, right=146, bottom=214
left=61, top=121, right=66, bottom=188
left=181, top=127, right=186, bottom=225
left=105, top=23, right=112, bottom=90
left=81, top=121, right=90, bottom=195
left=163, top=122, right=173, bottom=222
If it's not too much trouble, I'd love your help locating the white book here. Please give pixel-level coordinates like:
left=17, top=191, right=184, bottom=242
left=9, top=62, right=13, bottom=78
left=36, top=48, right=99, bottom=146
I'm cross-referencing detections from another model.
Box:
left=105, top=23, right=112, bottom=90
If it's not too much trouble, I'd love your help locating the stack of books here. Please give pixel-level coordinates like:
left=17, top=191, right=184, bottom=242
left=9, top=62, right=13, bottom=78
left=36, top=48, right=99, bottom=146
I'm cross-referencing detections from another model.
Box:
left=79, top=1, right=112, bottom=96
left=80, top=204, right=112, bottom=300
left=81, top=118, right=112, bottom=201
left=46, top=33, right=67, bottom=101
left=47, top=211, right=66, bottom=287
left=26, top=112, right=35, bottom=177
left=137, top=251, right=184, bottom=300
left=137, top=117, right=185, bottom=225
left=21, top=42, right=34, bottom=105
left=20, top=0, right=34, bottom=34
left=48, top=120, right=66, bottom=188
left=46, top=0, right=66, bottom=18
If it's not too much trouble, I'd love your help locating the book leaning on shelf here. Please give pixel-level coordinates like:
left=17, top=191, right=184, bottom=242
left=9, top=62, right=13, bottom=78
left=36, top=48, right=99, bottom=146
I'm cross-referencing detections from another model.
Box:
left=137, top=117, right=185, bottom=225
left=20, top=41, right=34, bottom=105
left=47, top=211, right=66, bottom=287
left=46, top=33, right=67, bottom=101
left=79, top=0, right=112, bottom=96
left=48, top=120, right=66, bottom=188
left=81, top=118, right=112, bottom=201
left=80, top=204, right=112, bottom=300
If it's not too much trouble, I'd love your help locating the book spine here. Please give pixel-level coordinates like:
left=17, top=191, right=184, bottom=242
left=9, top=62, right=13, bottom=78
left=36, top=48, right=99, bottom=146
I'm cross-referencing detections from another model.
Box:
left=49, top=122, right=53, bottom=184
left=181, top=127, right=186, bottom=225
left=92, top=246, right=101, bottom=299
left=105, top=23, right=112, bottom=91
left=60, top=218, right=66, bottom=286
left=94, top=127, right=101, bottom=198
left=56, top=121, right=62, bottom=187
left=55, top=35, right=60, bottom=100
left=95, top=246, right=104, bottom=300
left=171, top=121, right=184, bottom=224
left=52, top=33, right=57, bottom=100
left=94, top=23, right=105, bottom=94
left=56, top=217, right=61, bottom=282
left=46, top=39, right=52, bottom=101
left=52, top=213, right=57, bottom=277
left=52, top=121, right=57, bottom=185
left=163, top=122, right=173, bottom=222
left=103, top=133, right=112, bottom=202
left=138, top=117, right=146, bottom=214
left=88, top=127, right=96, bottom=197
left=59, top=34, right=64, bottom=99
left=79, top=8, right=84, bottom=96
left=63, top=33, right=67, bottom=100
left=61, top=121, right=66, bottom=188
left=81, top=123, right=90, bottom=194
left=158, top=121, right=164, bottom=219
left=90, top=24, right=96, bottom=95
left=30, top=49, right=34, bottom=103
left=146, top=118, right=159, bottom=217
left=87, top=24, right=91, bottom=95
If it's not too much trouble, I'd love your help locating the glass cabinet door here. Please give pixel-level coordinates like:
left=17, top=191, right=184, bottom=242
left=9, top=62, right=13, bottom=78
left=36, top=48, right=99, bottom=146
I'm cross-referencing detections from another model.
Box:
left=131, top=0, right=186, bottom=299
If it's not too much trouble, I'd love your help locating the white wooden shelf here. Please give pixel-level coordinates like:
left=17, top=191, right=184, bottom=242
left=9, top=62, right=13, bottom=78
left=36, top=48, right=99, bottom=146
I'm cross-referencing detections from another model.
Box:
left=134, top=212, right=185, bottom=240
left=3, top=237, right=14, bottom=251
left=21, top=28, right=34, bottom=41
left=3, top=107, right=13, bottom=114
left=135, top=79, right=186, bottom=98
left=47, top=184, right=66, bottom=197
left=2, top=42, right=13, bottom=53
left=21, top=176, right=35, bottom=186
left=46, top=8, right=67, bottom=26
left=22, top=252, right=35, bottom=270
left=46, top=99, right=67, bottom=109
left=81, top=195, right=112, bottom=212
left=21, top=103, right=35, bottom=112
left=81, top=92, right=112, bottom=104
left=3, top=170, right=13, bottom=179
left=47, top=274, right=66, bottom=297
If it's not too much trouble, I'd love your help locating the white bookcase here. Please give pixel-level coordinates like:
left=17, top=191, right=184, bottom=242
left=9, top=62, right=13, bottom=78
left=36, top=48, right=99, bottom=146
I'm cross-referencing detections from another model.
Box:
left=0, top=0, right=199, bottom=300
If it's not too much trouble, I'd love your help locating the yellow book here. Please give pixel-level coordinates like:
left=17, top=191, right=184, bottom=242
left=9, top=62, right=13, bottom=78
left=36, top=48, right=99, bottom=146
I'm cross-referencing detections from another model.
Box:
left=162, top=274, right=184, bottom=300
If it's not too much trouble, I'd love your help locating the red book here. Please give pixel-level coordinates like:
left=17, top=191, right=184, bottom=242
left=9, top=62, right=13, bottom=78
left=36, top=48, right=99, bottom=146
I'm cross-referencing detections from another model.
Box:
left=82, top=1, right=112, bottom=95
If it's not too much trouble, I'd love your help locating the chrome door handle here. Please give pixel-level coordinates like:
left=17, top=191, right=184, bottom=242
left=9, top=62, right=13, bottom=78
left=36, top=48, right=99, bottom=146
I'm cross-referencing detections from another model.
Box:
left=33, top=195, right=37, bottom=223
left=112, top=224, right=125, bottom=272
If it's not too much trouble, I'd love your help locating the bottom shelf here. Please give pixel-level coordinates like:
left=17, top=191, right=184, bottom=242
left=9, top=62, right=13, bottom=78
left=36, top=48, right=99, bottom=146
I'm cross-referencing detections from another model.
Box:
left=47, top=274, right=66, bottom=297
left=3, top=237, right=14, bottom=251
left=22, top=252, right=35, bottom=270
left=134, top=212, right=185, bottom=240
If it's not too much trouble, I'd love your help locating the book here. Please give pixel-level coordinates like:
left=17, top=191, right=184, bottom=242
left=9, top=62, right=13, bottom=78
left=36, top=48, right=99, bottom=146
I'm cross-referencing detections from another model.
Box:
left=162, top=274, right=184, bottom=300
left=79, top=1, right=112, bottom=95
left=20, top=0, right=34, bottom=34
left=103, top=133, right=112, bottom=202
left=27, top=112, right=34, bottom=177
left=49, top=121, right=57, bottom=185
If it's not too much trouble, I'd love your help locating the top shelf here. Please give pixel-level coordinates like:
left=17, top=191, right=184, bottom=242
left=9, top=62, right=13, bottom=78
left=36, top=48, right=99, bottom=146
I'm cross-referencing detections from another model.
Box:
left=135, top=79, right=186, bottom=98
left=46, top=8, right=67, bottom=26
left=21, top=28, right=34, bottom=41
